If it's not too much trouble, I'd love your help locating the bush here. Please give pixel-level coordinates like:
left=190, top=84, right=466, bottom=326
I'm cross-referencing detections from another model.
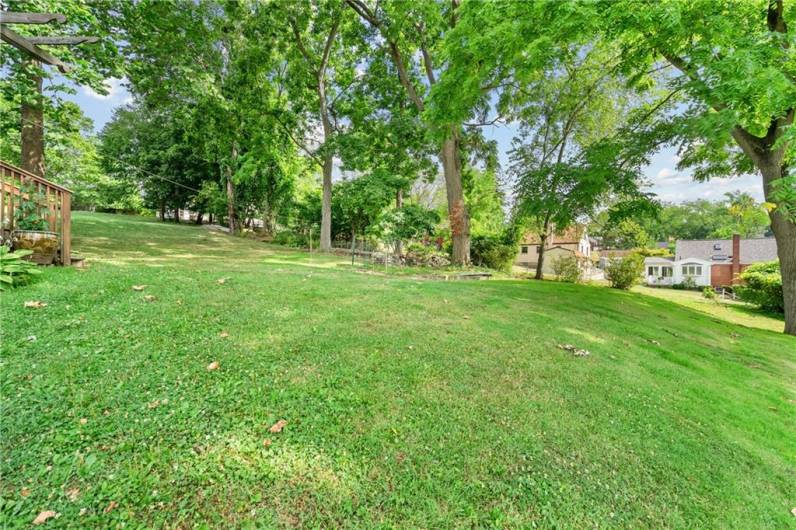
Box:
left=551, top=255, right=582, bottom=283
left=605, top=253, right=644, bottom=290
left=702, top=286, right=716, bottom=300
left=470, top=234, right=516, bottom=272
left=272, top=230, right=309, bottom=248
left=0, top=247, right=42, bottom=290
left=672, top=276, right=698, bottom=290
left=736, top=261, right=783, bottom=313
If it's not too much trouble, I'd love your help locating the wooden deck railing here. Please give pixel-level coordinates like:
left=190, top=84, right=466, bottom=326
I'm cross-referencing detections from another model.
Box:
left=1, top=160, right=72, bottom=265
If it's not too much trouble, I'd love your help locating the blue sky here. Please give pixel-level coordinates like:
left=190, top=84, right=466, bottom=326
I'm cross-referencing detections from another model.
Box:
left=62, top=76, right=764, bottom=204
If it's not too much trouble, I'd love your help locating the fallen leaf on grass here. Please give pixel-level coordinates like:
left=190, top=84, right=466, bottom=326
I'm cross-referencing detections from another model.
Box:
left=216, top=278, right=228, bottom=285
left=79, top=418, right=88, bottom=425
left=27, top=335, right=37, bottom=342
left=33, top=511, right=59, bottom=525
left=143, top=295, right=156, bottom=302
left=21, top=487, right=31, bottom=497
left=791, top=507, right=796, bottom=517
left=207, top=361, right=220, bottom=371
left=147, top=400, right=160, bottom=409
left=131, top=285, right=146, bottom=291
left=219, top=331, right=229, bottom=338
left=24, top=300, right=47, bottom=309
left=66, top=487, right=80, bottom=501
left=269, top=419, right=288, bottom=433
left=262, top=438, right=272, bottom=448
left=103, top=500, right=118, bottom=514
left=79, top=508, right=87, bottom=516
left=647, top=339, right=661, bottom=346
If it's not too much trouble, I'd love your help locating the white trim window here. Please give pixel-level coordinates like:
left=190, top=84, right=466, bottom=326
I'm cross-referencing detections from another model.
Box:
left=682, top=263, right=702, bottom=276
left=648, top=265, right=660, bottom=276
left=661, top=266, right=673, bottom=278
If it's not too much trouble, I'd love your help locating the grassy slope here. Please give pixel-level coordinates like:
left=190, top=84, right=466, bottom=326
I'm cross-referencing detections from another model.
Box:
left=1, top=212, right=794, bottom=529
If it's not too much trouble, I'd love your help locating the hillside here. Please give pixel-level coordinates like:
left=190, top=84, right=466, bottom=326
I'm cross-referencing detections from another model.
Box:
left=2, top=213, right=794, bottom=528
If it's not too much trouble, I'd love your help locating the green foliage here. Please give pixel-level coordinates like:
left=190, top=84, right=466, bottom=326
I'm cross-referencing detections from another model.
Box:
left=633, top=247, right=672, bottom=258
left=702, top=286, right=716, bottom=300
left=13, top=183, right=49, bottom=231
left=737, top=261, right=784, bottom=313
left=469, top=234, right=516, bottom=272
left=605, top=253, right=644, bottom=290
left=335, top=174, right=393, bottom=238
left=372, top=204, right=439, bottom=252
left=0, top=247, right=41, bottom=290
left=596, top=219, right=652, bottom=250
left=551, top=255, right=582, bottom=284
left=672, top=276, right=698, bottom=291
left=768, top=174, right=796, bottom=223
left=463, top=167, right=505, bottom=237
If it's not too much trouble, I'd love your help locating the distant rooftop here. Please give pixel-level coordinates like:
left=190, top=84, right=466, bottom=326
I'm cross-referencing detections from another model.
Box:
left=675, top=237, right=777, bottom=264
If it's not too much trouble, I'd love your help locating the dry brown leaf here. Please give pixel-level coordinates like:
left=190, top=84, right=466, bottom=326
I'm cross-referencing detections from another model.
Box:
left=792, top=507, right=796, bottom=518
left=24, top=300, right=47, bottom=309
left=21, top=487, right=31, bottom=497
left=262, top=438, right=272, bottom=448
left=219, top=331, right=229, bottom=338
left=269, top=419, right=288, bottom=433
left=79, top=508, right=87, bottom=516
left=131, top=285, right=146, bottom=291
left=216, top=278, right=227, bottom=285
left=66, top=487, right=80, bottom=501
left=33, top=511, right=59, bottom=525
left=103, top=500, right=118, bottom=514
left=143, top=295, right=156, bottom=302
left=147, top=400, right=160, bottom=409
left=463, top=315, right=470, bottom=319
left=207, top=361, right=220, bottom=371
left=79, top=418, right=88, bottom=425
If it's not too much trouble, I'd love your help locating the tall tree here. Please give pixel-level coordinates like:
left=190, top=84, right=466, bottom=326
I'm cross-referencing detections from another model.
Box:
left=282, top=0, right=357, bottom=251
left=1, top=0, right=123, bottom=176
left=347, top=0, right=485, bottom=265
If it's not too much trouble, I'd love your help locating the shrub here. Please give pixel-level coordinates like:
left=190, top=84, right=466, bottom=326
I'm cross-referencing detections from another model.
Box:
left=736, top=261, right=783, bottom=313
left=672, top=276, right=698, bottom=290
left=273, top=230, right=309, bottom=248
left=470, top=234, right=516, bottom=272
left=702, top=286, right=716, bottom=300
left=551, top=255, right=582, bottom=283
left=605, top=253, right=644, bottom=290
left=0, top=247, right=42, bottom=290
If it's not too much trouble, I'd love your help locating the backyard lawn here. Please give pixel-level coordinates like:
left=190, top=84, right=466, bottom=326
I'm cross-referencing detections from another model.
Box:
left=2, top=213, right=795, bottom=528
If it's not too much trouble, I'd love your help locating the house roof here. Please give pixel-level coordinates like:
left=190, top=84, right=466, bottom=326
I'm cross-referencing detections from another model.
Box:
left=522, top=225, right=586, bottom=245
left=674, top=237, right=777, bottom=264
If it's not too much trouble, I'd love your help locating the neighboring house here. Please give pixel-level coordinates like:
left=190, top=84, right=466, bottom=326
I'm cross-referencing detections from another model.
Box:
left=644, top=234, right=777, bottom=288
left=516, top=226, right=592, bottom=275
left=597, top=249, right=635, bottom=270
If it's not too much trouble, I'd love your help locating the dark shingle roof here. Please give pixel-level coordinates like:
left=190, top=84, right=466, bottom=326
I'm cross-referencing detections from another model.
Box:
left=675, top=238, right=777, bottom=264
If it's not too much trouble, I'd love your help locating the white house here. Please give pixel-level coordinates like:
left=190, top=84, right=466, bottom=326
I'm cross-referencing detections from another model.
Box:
left=643, top=235, right=778, bottom=288
left=644, top=256, right=712, bottom=287
left=516, top=225, right=592, bottom=274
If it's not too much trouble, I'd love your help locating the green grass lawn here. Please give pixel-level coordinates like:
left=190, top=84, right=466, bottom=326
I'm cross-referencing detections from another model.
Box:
left=633, top=285, right=786, bottom=334
left=2, top=212, right=795, bottom=528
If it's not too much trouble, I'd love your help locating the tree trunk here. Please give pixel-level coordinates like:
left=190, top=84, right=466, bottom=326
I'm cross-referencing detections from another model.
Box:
left=394, top=188, right=403, bottom=256
left=440, top=131, right=470, bottom=265
left=758, top=158, right=796, bottom=335
left=351, top=228, right=356, bottom=266
left=535, top=233, right=548, bottom=280
left=226, top=167, right=236, bottom=233
left=174, top=209, right=180, bottom=223
left=318, top=78, right=334, bottom=252
left=196, top=212, right=203, bottom=225
left=21, top=61, right=45, bottom=177
left=159, top=202, right=166, bottom=222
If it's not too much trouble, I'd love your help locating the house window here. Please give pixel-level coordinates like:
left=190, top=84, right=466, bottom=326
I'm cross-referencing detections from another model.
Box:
left=683, top=264, right=702, bottom=276
left=647, top=266, right=659, bottom=276
left=661, top=267, right=673, bottom=277
left=713, top=243, right=722, bottom=250
left=521, top=246, right=528, bottom=254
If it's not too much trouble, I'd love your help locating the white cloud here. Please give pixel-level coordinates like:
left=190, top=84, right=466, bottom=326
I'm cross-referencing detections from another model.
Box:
left=82, top=77, right=125, bottom=101
left=656, top=167, right=674, bottom=180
